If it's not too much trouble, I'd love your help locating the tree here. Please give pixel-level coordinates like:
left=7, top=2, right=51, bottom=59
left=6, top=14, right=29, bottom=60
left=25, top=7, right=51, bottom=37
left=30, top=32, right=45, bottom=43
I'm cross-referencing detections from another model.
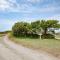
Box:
left=12, top=20, right=60, bottom=39
left=40, top=20, right=59, bottom=35
left=31, top=20, right=40, bottom=34
left=12, top=22, right=31, bottom=37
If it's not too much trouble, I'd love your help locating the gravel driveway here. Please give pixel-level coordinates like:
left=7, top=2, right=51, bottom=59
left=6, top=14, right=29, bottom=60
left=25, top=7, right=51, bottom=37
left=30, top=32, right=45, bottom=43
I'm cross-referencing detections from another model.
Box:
left=0, top=36, right=59, bottom=60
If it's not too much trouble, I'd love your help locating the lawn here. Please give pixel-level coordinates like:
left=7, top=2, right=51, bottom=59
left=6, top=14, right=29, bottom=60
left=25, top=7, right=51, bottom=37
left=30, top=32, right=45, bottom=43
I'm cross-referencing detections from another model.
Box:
left=8, top=33, right=60, bottom=58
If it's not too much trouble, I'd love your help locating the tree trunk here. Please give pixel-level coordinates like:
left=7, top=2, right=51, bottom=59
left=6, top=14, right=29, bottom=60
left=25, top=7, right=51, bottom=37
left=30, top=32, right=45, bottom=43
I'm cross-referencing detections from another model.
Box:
left=44, top=28, right=47, bottom=35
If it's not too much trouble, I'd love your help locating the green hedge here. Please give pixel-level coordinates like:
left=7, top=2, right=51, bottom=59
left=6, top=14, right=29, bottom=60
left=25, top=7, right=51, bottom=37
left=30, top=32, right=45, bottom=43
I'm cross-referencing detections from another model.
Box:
left=13, top=33, right=40, bottom=39
left=42, top=34, right=55, bottom=39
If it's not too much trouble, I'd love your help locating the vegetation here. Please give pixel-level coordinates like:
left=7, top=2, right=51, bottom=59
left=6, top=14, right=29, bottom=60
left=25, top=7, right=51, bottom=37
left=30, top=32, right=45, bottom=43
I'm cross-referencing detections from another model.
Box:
left=40, top=20, right=59, bottom=35
left=12, top=22, right=39, bottom=38
left=0, top=31, right=11, bottom=37
left=12, top=20, right=60, bottom=39
left=8, top=19, right=60, bottom=57
left=12, top=22, right=30, bottom=37
left=8, top=33, right=60, bottom=58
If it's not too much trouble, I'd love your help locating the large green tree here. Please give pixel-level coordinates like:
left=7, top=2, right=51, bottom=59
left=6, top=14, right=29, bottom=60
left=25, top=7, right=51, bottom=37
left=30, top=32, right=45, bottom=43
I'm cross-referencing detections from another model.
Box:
left=40, top=20, right=60, bottom=35
left=12, top=22, right=31, bottom=36
left=31, top=20, right=40, bottom=34
left=12, top=20, right=60, bottom=38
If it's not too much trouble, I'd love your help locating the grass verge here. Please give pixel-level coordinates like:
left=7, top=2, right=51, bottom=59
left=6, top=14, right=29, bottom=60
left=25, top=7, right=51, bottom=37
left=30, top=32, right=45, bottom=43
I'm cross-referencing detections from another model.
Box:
left=8, top=33, right=60, bottom=58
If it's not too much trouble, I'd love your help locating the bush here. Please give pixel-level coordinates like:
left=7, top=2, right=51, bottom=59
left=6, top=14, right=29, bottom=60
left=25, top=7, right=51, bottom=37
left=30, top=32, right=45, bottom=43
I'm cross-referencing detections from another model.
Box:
left=26, top=33, right=40, bottom=38
left=12, top=20, right=59, bottom=39
left=12, top=22, right=40, bottom=38
left=42, top=34, right=55, bottom=39
left=12, top=22, right=30, bottom=36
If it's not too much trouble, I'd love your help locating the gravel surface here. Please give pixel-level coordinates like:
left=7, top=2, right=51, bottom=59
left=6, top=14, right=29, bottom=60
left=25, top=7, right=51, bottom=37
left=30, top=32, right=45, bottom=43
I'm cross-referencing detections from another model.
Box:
left=0, top=36, right=59, bottom=60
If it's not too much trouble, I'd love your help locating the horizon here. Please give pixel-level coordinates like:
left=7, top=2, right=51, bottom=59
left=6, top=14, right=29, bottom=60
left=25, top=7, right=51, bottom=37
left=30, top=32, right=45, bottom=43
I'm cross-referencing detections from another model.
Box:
left=0, top=0, right=60, bottom=31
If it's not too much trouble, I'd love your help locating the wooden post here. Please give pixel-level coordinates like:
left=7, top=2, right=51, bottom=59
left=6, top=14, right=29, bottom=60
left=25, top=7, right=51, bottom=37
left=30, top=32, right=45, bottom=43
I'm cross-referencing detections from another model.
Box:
left=40, top=34, right=41, bottom=40
left=39, top=34, right=42, bottom=40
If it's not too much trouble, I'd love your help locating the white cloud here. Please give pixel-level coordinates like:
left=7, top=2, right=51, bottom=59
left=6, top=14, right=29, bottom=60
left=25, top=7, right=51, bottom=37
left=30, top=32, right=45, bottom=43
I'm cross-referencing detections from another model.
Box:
left=0, top=0, right=20, bottom=12
left=0, top=0, right=60, bottom=14
left=27, top=0, right=43, bottom=3
left=33, top=5, right=60, bottom=13
left=0, top=0, right=10, bottom=11
left=27, top=0, right=39, bottom=3
left=41, top=14, right=60, bottom=20
left=0, top=0, right=33, bottom=13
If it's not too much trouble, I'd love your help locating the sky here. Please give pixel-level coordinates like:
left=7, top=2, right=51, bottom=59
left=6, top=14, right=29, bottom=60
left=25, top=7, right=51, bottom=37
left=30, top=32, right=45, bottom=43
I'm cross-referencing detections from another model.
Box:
left=0, top=0, right=60, bottom=31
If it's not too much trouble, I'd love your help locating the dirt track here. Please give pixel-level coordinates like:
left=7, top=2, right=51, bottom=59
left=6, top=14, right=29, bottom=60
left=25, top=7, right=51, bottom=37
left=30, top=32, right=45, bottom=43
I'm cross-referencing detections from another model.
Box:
left=0, top=36, right=59, bottom=60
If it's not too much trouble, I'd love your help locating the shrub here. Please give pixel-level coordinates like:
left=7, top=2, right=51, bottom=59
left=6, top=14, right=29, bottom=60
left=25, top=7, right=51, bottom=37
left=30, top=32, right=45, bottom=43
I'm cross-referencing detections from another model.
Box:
left=42, top=34, right=55, bottom=39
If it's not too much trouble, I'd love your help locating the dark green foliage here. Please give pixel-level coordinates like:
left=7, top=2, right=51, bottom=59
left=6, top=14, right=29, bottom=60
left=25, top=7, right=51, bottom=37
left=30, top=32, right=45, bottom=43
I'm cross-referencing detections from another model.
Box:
left=40, top=20, right=59, bottom=35
left=12, top=20, right=60, bottom=39
left=42, top=34, right=55, bottom=39
left=12, top=22, right=39, bottom=38
left=26, top=33, right=40, bottom=38
left=12, top=22, right=30, bottom=36
left=31, top=20, right=40, bottom=29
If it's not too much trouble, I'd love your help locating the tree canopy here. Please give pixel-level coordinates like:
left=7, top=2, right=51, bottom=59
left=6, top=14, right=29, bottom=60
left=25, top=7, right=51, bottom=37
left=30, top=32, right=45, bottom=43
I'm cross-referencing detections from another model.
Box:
left=40, top=20, right=60, bottom=35
left=12, top=20, right=60, bottom=38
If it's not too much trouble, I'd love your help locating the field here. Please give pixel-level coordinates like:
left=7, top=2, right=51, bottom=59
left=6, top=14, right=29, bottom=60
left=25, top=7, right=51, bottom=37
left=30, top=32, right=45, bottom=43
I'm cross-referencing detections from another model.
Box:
left=8, top=33, right=60, bottom=58
left=0, top=34, right=5, bottom=37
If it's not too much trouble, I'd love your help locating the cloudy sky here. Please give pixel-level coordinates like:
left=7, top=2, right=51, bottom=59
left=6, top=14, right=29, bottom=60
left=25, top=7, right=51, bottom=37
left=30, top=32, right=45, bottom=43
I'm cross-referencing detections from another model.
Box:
left=0, top=0, right=60, bottom=31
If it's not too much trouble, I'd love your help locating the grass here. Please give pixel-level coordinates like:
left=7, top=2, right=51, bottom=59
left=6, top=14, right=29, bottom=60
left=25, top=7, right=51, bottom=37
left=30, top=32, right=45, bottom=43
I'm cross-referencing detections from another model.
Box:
left=0, top=37, right=3, bottom=43
left=8, top=33, right=60, bottom=58
left=0, top=34, right=6, bottom=37
left=0, top=34, right=3, bottom=37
